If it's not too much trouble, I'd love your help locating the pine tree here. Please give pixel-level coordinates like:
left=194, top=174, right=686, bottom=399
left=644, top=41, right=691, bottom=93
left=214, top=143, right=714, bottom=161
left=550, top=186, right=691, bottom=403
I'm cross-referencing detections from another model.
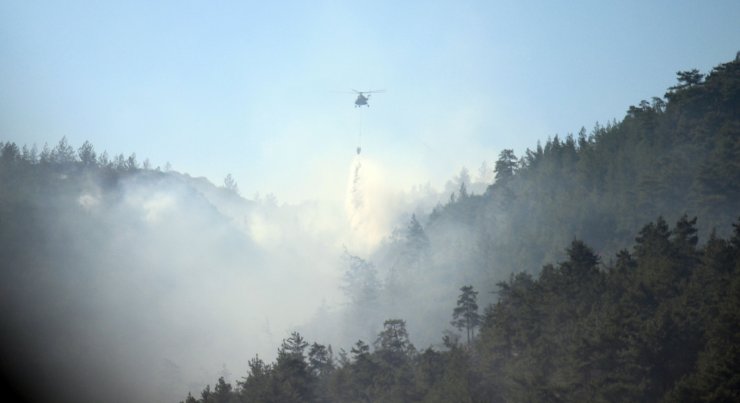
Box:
left=181, top=392, right=197, bottom=403
left=451, top=286, right=480, bottom=345
left=273, top=332, right=315, bottom=402
left=223, top=173, right=239, bottom=194
left=372, top=319, right=418, bottom=401
left=237, top=355, right=272, bottom=403
left=51, top=136, right=76, bottom=164
left=212, top=376, right=233, bottom=403
left=78, top=141, right=97, bottom=166
left=494, top=149, right=517, bottom=182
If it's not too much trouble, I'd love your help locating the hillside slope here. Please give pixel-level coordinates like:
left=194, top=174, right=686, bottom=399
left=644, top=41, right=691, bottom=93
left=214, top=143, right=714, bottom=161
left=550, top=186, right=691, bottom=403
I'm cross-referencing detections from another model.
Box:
left=335, top=57, right=740, bottom=358
left=429, top=57, right=739, bottom=283
left=0, top=154, right=345, bottom=402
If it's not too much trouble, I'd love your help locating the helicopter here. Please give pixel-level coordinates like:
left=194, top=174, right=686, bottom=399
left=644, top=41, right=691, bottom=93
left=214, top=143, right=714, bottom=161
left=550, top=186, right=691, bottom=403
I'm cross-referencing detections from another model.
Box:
left=352, top=89, right=384, bottom=107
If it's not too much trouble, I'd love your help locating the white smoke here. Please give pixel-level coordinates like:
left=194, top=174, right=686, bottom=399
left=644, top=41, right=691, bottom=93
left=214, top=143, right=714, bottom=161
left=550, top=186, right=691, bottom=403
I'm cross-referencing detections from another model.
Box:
left=6, top=152, right=495, bottom=402
left=344, top=155, right=415, bottom=253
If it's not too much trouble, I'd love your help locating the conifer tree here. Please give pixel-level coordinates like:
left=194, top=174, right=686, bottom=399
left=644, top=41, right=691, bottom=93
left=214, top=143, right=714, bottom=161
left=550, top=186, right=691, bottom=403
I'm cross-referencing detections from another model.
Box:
left=78, top=141, right=97, bottom=166
left=212, top=377, right=233, bottom=403
left=237, top=355, right=272, bottom=403
left=273, top=332, right=315, bottom=403
left=451, top=285, right=480, bottom=345
left=493, top=149, right=517, bottom=183
left=223, top=173, right=239, bottom=194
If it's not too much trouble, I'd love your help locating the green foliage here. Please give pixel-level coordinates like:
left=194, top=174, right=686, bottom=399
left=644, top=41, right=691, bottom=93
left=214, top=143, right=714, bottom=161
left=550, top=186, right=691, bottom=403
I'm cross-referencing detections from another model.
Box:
left=2, top=54, right=738, bottom=403
left=475, top=217, right=740, bottom=402
left=272, top=332, right=315, bottom=402
left=78, top=140, right=97, bottom=166
left=451, top=285, right=480, bottom=345
left=426, top=57, right=740, bottom=283
left=493, top=148, right=517, bottom=184
left=185, top=216, right=740, bottom=402
left=212, top=377, right=234, bottom=403
left=237, top=355, right=272, bottom=402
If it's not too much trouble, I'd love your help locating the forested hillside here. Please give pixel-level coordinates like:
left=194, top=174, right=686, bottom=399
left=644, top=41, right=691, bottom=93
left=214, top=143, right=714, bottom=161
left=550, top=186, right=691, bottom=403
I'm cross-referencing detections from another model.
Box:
left=327, top=58, right=740, bottom=355
left=1, top=58, right=738, bottom=402
left=433, top=57, right=740, bottom=281
left=183, top=217, right=740, bottom=402
left=179, top=59, right=740, bottom=401
left=0, top=141, right=346, bottom=402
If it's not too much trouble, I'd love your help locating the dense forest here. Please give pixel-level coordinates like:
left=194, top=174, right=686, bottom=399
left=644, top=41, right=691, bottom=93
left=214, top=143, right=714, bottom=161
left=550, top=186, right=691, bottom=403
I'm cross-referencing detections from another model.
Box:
left=182, top=217, right=740, bottom=402
left=334, top=57, right=740, bottom=351
left=430, top=57, right=740, bottom=281
left=0, top=58, right=738, bottom=402
left=174, top=59, right=740, bottom=401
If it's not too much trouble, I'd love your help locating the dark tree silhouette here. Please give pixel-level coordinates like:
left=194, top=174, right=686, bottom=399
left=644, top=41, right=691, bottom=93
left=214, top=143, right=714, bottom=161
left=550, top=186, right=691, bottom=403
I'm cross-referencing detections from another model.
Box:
left=451, top=285, right=480, bottom=345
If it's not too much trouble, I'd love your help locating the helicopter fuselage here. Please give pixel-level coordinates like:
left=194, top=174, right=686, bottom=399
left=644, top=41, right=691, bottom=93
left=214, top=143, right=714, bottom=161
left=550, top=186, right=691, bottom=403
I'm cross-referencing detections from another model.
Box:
left=354, top=94, right=370, bottom=107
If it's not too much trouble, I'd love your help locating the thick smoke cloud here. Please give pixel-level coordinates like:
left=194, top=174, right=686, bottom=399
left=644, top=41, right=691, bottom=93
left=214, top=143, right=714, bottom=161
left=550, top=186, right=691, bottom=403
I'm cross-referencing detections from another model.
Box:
left=1, top=150, right=497, bottom=402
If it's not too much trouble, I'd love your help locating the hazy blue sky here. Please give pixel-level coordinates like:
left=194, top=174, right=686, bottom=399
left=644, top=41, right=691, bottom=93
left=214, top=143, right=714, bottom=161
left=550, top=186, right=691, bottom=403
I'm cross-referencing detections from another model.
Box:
left=2, top=0, right=739, bottom=203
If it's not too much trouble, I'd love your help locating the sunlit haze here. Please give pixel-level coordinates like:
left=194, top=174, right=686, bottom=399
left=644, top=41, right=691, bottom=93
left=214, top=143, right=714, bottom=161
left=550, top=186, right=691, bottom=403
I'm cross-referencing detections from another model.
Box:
left=2, top=2, right=740, bottom=402
left=3, top=1, right=738, bottom=203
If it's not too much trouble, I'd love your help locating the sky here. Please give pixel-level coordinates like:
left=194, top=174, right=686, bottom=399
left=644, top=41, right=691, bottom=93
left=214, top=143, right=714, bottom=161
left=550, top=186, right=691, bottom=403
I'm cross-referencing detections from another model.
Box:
left=2, top=0, right=739, bottom=204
